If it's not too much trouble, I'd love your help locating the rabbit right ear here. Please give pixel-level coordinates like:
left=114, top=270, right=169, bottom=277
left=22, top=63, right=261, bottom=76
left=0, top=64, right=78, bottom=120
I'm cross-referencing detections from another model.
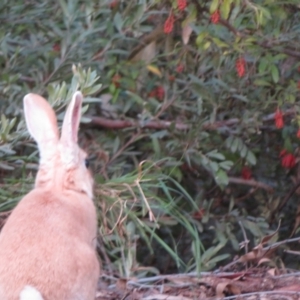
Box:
left=23, top=94, right=59, bottom=164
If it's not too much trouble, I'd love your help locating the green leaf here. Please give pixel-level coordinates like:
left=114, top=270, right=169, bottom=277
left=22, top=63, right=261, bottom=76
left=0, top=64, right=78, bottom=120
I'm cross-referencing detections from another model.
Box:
left=258, top=58, right=268, bottom=74
left=113, top=12, right=124, bottom=32
left=231, top=137, right=239, bottom=153
left=271, top=65, right=279, bottom=83
left=214, top=169, right=229, bottom=186
left=220, top=0, right=232, bottom=20
left=219, top=160, right=234, bottom=171
left=196, top=32, right=207, bottom=47
left=209, top=161, right=219, bottom=172
left=206, top=150, right=225, bottom=160
left=240, top=144, right=247, bottom=158
left=209, top=0, right=219, bottom=14
left=225, top=136, right=234, bottom=148
left=246, top=151, right=257, bottom=165
left=253, top=79, right=271, bottom=86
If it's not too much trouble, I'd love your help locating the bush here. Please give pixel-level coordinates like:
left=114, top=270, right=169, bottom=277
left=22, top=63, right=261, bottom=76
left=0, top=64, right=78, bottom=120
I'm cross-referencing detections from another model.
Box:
left=1, top=0, right=300, bottom=276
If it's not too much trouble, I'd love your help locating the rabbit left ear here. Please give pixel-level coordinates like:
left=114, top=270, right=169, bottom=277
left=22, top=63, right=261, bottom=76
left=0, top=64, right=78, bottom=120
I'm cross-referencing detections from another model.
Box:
left=23, top=93, right=59, bottom=164
left=60, top=91, right=83, bottom=147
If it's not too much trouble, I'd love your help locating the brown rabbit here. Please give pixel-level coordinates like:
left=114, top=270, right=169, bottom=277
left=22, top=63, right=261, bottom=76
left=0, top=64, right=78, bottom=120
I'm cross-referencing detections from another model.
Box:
left=0, top=92, right=100, bottom=299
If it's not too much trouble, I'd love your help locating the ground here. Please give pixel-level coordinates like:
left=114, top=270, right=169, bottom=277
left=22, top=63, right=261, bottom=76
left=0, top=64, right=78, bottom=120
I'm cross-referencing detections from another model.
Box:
left=96, top=269, right=300, bottom=299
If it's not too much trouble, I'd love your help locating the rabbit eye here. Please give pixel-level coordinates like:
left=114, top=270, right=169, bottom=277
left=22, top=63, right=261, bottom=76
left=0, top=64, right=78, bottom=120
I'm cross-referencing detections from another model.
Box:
left=84, top=158, right=90, bottom=168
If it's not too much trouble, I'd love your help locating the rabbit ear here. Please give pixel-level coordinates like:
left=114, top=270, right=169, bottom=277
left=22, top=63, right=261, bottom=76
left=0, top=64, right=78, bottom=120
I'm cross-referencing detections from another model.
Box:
left=60, top=91, right=83, bottom=148
left=23, top=94, right=59, bottom=163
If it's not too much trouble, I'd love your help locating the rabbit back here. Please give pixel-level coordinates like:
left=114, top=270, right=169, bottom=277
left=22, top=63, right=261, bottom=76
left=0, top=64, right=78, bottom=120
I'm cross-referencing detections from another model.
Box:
left=0, top=188, right=99, bottom=300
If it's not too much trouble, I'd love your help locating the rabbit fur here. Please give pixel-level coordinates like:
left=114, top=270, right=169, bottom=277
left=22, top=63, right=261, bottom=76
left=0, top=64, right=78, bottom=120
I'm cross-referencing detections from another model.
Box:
left=0, top=92, right=100, bottom=300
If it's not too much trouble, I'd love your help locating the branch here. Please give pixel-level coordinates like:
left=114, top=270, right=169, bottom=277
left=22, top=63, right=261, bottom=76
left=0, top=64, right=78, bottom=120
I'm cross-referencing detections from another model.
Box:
left=228, top=177, right=273, bottom=192
left=88, top=107, right=295, bottom=132
left=257, top=41, right=300, bottom=59
left=89, top=116, right=189, bottom=130
left=276, top=180, right=300, bottom=214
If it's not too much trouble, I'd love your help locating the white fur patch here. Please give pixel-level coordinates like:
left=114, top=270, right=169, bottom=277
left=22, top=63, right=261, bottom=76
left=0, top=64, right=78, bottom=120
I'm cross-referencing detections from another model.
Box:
left=20, top=285, right=43, bottom=300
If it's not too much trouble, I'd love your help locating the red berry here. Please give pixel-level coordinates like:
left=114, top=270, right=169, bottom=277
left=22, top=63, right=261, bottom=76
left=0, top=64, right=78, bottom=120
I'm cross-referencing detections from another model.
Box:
left=241, top=166, right=252, bottom=180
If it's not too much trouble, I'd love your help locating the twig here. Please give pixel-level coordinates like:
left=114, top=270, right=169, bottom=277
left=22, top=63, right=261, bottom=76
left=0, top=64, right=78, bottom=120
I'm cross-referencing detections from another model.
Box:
left=228, top=177, right=273, bottom=192
left=102, top=132, right=143, bottom=171
left=284, top=249, right=300, bottom=256
left=273, top=271, right=300, bottom=278
left=219, top=19, right=241, bottom=36
left=277, top=180, right=300, bottom=212
left=155, top=97, right=176, bottom=119
left=238, top=220, right=249, bottom=255
left=97, top=236, right=114, bottom=278
left=235, top=187, right=258, bottom=202
left=257, top=40, right=300, bottom=60
left=266, top=236, right=300, bottom=250
left=224, top=291, right=300, bottom=300
left=220, top=236, right=300, bottom=271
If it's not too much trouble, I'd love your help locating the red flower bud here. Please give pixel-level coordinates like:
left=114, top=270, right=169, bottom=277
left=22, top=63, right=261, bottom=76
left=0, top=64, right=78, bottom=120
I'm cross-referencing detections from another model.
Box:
left=164, top=13, right=174, bottom=34
left=281, top=153, right=296, bottom=169
left=236, top=57, right=246, bottom=78
left=177, top=0, right=187, bottom=11
left=274, top=108, right=284, bottom=129
left=176, top=63, right=184, bottom=73
left=210, top=10, right=220, bottom=24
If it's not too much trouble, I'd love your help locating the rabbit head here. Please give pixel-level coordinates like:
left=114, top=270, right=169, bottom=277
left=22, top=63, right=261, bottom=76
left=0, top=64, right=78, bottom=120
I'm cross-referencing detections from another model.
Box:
left=23, top=91, right=93, bottom=199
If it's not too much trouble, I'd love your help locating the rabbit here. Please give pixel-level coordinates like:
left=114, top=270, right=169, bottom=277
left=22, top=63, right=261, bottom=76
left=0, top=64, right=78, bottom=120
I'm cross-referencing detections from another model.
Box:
left=0, top=92, right=100, bottom=300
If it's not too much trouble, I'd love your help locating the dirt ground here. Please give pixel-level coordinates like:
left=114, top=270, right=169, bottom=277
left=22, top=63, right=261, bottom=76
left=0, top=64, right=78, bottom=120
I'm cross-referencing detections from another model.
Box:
left=96, top=270, right=300, bottom=300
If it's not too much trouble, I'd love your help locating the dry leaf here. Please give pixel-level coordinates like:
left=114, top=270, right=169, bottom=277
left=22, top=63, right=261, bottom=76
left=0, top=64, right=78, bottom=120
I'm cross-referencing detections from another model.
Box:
left=239, top=244, right=265, bottom=263
left=260, top=220, right=281, bottom=245
left=130, top=41, right=156, bottom=63
left=182, top=23, right=193, bottom=45
left=226, top=283, right=241, bottom=295
left=146, top=64, right=162, bottom=77
left=116, top=278, right=128, bottom=290
left=267, top=268, right=277, bottom=276
left=128, top=25, right=164, bottom=61
left=216, top=281, right=229, bottom=298
left=257, top=257, right=271, bottom=265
